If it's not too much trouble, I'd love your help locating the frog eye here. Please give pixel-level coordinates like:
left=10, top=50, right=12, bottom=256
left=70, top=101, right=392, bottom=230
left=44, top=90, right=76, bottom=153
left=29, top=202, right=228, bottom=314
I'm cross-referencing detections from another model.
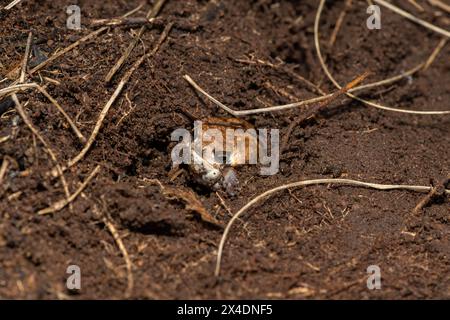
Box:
left=203, top=168, right=221, bottom=182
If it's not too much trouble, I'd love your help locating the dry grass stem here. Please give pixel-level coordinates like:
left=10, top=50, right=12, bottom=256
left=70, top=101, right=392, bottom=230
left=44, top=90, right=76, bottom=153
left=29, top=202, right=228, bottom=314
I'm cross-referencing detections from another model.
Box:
left=374, top=0, right=450, bottom=38
left=90, top=2, right=148, bottom=27
left=4, top=0, right=22, bottom=10
left=104, top=0, right=167, bottom=83
left=413, top=175, right=450, bottom=214
left=235, top=57, right=326, bottom=95
left=184, top=63, right=425, bottom=116
left=408, top=0, right=424, bottom=12
left=216, top=192, right=233, bottom=217
left=329, top=0, right=352, bottom=47
left=29, top=27, right=108, bottom=75
left=20, top=32, right=33, bottom=83
left=11, top=94, right=72, bottom=209
left=0, top=135, right=10, bottom=144
left=215, top=178, right=450, bottom=276
left=38, top=165, right=101, bottom=215
left=94, top=205, right=134, bottom=298
left=1, top=83, right=86, bottom=143
left=424, top=38, right=448, bottom=70
left=8, top=3, right=143, bottom=84
left=91, top=17, right=153, bottom=27
left=50, top=23, right=173, bottom=177
left=0, top=157, right=10, bottom=186
left=428, top=0, right=450, bottom=14
left=123, top=2, right=146, bottom=17
left=315, top=0, right=450, bottom=115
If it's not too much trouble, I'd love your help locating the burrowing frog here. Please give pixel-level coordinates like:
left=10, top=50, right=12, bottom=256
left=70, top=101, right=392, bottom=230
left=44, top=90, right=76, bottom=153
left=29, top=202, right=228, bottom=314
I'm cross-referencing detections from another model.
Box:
left=171, top=116, right=258, bottom=196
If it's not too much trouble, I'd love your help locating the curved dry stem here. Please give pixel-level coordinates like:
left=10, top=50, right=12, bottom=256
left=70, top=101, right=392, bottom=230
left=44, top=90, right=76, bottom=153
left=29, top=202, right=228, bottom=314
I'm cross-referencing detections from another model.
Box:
left=105, top=0, right=167, bottom=83
left=184, top=63, right=425, bottom=117
left=29, top=27, right=109, bottom=75
left=11, top=94, right=71, bottom=207
left=315, top=0, right=450, bottom=115
left=0, top=83, right=36, bottom=97
left=374, top=0, right=450, bottom=38
left=1, top=83, right=86, bottom=143
left=49, top=22, right=174, bottom=178
left=101, top=209, right=134, bottom=298
left=215, top=178, right=450, bottom=276
left=38, top=165, right=101, bottom=215
left=424, top=38, right=448, bottom=70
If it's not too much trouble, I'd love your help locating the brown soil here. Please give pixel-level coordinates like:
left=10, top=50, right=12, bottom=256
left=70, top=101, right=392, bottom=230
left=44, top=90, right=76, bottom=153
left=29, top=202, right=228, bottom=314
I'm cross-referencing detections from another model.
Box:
left=0, top=0, right=449, bottom=299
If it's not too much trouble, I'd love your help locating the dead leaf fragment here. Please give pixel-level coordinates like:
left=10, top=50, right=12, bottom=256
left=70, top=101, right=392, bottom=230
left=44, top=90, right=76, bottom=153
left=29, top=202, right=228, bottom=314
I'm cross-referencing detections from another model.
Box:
left=163, top=186, right=223, bottom=228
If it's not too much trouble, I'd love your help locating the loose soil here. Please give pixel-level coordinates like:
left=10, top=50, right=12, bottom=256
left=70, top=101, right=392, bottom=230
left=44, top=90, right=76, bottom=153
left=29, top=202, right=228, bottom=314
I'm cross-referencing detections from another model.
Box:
left=0, top=0, right=449, bottom=299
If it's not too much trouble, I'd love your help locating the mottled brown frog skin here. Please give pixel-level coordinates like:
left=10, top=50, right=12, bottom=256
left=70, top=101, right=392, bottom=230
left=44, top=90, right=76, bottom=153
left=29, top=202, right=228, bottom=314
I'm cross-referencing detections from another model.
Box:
left=187, top=117, right=256, bottom=195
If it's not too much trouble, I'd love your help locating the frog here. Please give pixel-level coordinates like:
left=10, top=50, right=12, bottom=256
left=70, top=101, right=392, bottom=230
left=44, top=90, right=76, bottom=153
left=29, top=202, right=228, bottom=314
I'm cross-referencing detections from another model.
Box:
left=170, top=116, right=257, bottom=196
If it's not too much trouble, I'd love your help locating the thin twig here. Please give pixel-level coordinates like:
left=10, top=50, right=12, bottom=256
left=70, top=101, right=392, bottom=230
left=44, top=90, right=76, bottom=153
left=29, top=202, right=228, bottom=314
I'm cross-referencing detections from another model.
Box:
left=183, top=63, right=429, bottom=116
left=1, top=83, right=86, bottom=143
left=0, top=136, right=11, bottom=144
left=424, top=38, right=448, bottom=70
left=407, top=0, right=424, bottom=12
left=374, top=0, right=450, bottom=38
left=94, top=205, right=134, bottom=298
left=0, top=157, right=10, bottom=186
left=122, top=2, right=146, bottom=17
left=4, top=0, right=22, bottom=10
left=115, top=93, right=135, bottom=127
left=329, top=0, right=352, bottom=48
left=29, top=27, right=108, bottom=75
left=91, top=17, right=154, bottom=27
left=17, top=30, right=86, bottom=154
left=215, top=178, right=450, bottom=276
left=428, top=0, right=450, bottom=14
left=38, top=165, right=101, bottom=215
left=216, top=192, right=233, bottom=217
left=105, top=0, right=167, bottom=83
left=412, top=186, right=438, bottom=215
left=50, top=23, right=174, bottom=178
left=412, top=175, right=450, bottom=215
left=0, top=83, right=36, bottom=97
left=281, top=71, right=370, bottom=152
left=235, top=57, right=326, bottom=96
left=89, top=2, right=148, bottom=27
left=91, top=16, right=197, bottom=32
left=11, top=94, right=72, bottom=208
left=315, top=0, right=450, bottom=115
left=20, top=32, right=33, bottom=83
left=28, top=3, right=145, bottom=76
